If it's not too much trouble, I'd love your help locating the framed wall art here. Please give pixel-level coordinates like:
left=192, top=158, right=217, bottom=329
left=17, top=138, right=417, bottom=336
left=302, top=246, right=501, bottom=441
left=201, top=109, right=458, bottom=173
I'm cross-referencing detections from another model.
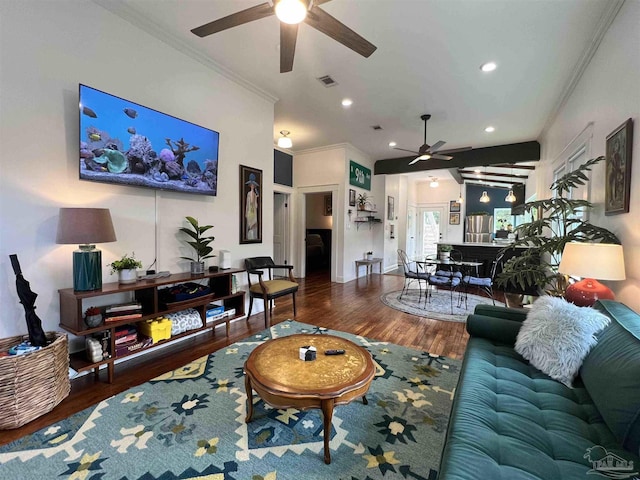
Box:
left=349, top=189, right=356, bottom=207
left=449, top=200, right=461, bottom=213
left=324, top=194, right=332, bottom=216
left=449, top=213, right=460, bottom=225
left=387, top=196, right=395, bottom=220
left=239, top=165, right=262, bottom=243
left=605, top=118, right=633, bottom=215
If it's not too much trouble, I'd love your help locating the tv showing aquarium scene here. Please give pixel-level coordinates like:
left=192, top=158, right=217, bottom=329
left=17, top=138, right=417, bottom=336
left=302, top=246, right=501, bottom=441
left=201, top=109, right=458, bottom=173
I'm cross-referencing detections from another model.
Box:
left=79, top=84, right=219, bottom=196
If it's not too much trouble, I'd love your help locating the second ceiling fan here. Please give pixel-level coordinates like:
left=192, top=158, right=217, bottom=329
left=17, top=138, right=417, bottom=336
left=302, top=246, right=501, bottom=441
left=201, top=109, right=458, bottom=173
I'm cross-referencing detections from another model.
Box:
left=394, top=114, right=471, bottom=165
left=191, top=0, right=377, bottom=73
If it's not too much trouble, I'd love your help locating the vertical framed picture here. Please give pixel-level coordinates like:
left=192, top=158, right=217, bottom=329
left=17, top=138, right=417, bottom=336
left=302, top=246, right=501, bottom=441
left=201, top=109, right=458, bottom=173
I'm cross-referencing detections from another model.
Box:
left=449, top=200, right=461, bottom=213
left=387, top=196, right=395, bottom=220
left=449, top=213, right=460, bottom=225
left=239, top=165, right=262, bottom=244
left=324, top=194, right=332, bottom=216
left=605, top=118, right=633, bottom=215
left=349, top=189, right=356, bottom=207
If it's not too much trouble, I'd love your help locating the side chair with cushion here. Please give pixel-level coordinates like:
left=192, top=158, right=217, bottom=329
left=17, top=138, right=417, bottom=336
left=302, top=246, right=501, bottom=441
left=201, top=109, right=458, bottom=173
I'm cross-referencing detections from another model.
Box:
left=397, top=249, right=429, bottom=300
left=460, top=251, right=504, bottom=308
left=427, top=270, right=462, bottom=313
left=244, top=256, right=299, bottom=328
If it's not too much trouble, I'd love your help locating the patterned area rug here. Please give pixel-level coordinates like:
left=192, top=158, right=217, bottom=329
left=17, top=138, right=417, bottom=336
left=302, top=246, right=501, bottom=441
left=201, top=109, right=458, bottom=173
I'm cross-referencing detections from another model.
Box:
left=0, top=321, right=461, bottom=480
left=380, top=289, right=504, bottom=322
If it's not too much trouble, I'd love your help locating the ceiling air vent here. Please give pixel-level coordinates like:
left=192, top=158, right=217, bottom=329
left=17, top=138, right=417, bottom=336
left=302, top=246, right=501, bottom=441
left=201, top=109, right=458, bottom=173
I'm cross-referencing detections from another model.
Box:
left=317, top=75, right=338, bottom=87
left=371, top=125, right=383, bottom=130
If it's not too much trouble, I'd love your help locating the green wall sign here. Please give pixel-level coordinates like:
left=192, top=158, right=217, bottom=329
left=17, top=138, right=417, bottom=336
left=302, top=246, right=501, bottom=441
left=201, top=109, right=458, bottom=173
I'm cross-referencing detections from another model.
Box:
left=349, top=160, right=371, bottom=190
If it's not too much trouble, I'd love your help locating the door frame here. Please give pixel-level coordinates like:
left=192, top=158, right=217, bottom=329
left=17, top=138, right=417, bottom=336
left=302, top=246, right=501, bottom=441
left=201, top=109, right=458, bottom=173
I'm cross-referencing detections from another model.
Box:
left=274, top=185, right=294, bottom=270
left=296, top=184, right=340, bottom=282
left=273, top=191, right=291, bottom=266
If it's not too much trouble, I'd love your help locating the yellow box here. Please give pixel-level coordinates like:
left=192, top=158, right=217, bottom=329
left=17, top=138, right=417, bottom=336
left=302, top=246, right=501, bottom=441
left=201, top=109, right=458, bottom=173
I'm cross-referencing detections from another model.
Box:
left=138, top=317, right=172, bottom=343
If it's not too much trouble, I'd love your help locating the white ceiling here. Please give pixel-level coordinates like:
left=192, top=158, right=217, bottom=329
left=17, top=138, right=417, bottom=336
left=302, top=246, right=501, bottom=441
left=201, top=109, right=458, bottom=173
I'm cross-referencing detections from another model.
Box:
left=100, top=0, right=614, bottom=166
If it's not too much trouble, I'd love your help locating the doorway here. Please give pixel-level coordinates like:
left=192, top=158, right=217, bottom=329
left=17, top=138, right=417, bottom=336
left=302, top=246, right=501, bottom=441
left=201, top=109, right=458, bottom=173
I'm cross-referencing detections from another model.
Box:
left=273, top=192, right=290, bottom=266
left=304, top=191, right=332, bottom=279
left=416, top=204, right=447, bottom=259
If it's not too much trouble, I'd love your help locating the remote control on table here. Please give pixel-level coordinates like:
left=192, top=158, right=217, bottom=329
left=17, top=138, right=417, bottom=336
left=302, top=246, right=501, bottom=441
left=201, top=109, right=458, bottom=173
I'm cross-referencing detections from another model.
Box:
left=324, top=349, right=345, bottom=355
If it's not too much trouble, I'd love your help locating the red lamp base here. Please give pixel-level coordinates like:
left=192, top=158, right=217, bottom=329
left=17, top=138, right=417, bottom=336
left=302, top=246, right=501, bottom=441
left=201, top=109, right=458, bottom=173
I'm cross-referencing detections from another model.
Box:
left=564, top=278, right=615, bottom=307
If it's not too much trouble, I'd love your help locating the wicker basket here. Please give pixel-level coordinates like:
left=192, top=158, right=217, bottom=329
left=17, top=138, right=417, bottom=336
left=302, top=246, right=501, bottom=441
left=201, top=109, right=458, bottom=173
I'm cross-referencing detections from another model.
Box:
left=0, top=332, right=70, bottom=430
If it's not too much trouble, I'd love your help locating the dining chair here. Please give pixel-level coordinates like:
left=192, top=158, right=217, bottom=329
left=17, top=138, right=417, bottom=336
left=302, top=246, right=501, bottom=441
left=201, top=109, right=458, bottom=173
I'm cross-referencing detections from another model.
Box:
left=397, top=249, right=429, bottom=300
left=426, top=269, right=463, bottom=314
left=245, top=256, right=299, bottom=328
left=460, top=252, right=505, bottom=308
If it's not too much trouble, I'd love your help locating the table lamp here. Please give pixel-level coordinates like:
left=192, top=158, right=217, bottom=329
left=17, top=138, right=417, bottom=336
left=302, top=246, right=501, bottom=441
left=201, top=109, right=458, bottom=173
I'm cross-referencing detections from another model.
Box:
left=56, top=208, right=117, bottom=291
left=558, top=242, right=625, bottom=307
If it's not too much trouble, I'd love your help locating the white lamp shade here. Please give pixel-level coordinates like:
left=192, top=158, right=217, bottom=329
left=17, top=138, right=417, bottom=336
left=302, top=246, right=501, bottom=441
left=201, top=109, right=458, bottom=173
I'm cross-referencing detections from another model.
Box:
left=558, top=242, right=625, bottom=280
left=277, top=136, right=292, bottom=148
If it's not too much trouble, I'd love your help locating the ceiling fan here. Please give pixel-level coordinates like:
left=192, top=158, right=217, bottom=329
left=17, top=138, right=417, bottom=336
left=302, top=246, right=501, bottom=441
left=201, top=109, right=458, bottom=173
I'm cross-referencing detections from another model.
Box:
left=394, top=114, right=472, bottom=165
left=190, top=0, right=377, bottom=73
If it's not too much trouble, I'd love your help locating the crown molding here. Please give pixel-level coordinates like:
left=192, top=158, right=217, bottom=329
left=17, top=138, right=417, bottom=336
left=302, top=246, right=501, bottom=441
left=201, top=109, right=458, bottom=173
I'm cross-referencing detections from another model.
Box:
left=92, top=0, right=279, bottom=105
left=539, top=0, right=625, bottom=138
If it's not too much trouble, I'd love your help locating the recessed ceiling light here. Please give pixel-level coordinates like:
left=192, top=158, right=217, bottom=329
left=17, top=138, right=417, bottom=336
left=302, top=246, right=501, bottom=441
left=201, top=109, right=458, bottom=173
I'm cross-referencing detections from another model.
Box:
left=388, top=141, right=397, bottom=147
left=484, top=126, right=495, bottom=133
left=480, top=62, right=497, bottom=72
left=341, top=98, right=353, bottom=107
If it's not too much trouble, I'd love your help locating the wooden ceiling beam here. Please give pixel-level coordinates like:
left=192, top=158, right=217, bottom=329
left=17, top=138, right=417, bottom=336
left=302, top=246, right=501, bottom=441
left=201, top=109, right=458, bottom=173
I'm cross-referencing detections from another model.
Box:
left=458, top=169, right=529, bottom=179
left=374, top=141, right=540, bottom=175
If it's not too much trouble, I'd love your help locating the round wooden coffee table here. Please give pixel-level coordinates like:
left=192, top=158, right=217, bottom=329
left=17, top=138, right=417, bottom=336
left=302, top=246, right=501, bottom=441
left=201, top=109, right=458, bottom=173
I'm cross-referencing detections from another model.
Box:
left=244, top=334, right=375, bottom=464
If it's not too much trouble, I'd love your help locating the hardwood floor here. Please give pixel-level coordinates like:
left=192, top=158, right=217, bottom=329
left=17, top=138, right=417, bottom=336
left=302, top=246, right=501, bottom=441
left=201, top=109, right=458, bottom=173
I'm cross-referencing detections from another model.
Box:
left=0, top=269, right=472, bottom=445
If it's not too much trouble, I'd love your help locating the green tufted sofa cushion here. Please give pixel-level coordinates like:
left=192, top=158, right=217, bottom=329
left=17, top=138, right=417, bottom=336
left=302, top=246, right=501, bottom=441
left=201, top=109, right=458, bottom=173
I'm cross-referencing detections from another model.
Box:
left=581, top=300, right=640, bottom=454
left=438, top=302, right=640, bottom=480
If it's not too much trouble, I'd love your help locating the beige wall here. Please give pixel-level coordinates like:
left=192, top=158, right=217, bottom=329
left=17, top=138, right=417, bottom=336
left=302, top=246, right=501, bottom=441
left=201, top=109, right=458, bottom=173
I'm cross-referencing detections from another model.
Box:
left=539, top=0, right=640, bottom=310
left=0, top=1, right=275, bottom=342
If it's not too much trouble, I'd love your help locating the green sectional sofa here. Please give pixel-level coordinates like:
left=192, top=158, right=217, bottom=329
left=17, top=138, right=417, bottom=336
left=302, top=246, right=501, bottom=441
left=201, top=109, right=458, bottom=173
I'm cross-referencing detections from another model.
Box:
left=438, top=300, right=640, bottom=479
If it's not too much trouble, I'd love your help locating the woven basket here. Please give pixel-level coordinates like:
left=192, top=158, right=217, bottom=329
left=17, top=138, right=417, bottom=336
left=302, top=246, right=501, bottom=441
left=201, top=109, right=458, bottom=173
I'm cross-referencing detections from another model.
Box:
left=0, top=332, right=70, bottom=430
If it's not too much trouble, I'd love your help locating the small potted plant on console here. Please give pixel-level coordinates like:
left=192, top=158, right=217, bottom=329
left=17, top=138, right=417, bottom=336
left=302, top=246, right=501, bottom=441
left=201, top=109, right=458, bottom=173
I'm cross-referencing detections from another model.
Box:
left=437, top=244, right=453, bottom=261
left=366, top=251, right=373, bottom=261
left=108, top=252, right=143, bottom=284
left=179, top=216, right=215, bottom=275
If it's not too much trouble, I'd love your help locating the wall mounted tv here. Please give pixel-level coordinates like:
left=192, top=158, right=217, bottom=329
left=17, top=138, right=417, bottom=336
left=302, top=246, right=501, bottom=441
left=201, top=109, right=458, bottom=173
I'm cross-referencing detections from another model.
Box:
left=79, top=84, right=219, bottom=196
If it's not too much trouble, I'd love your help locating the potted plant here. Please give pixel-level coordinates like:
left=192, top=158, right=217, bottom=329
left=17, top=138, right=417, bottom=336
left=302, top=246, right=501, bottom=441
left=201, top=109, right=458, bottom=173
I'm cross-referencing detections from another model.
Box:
left=438, top=244, right=453, bottom=261
left=84, top=306, right=103, bottom=328
left=179, top=216, right=215, bottom=275
left=496, top=156, right=620, bottom=297
left=366, top=251, right=373, bottom=261
left=108, top=252, right=143, bottom=284
left=357, top=193, right=372, bottom=211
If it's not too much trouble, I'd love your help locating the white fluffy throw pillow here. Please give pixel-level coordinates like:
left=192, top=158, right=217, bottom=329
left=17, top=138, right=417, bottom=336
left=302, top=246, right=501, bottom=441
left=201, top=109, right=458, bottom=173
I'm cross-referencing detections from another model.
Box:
left=515, top=296, right=610, bottom=387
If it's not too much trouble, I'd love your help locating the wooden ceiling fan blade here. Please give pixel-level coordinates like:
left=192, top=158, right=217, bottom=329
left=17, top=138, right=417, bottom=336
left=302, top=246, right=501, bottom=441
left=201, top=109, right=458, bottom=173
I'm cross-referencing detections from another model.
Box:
left=438, top=146, right=473, bottom=155
left=304, top=6, right=377, bottom=58
left=191, top=2, right=274, bottom=37
left=408, top=157, right=421, bottom=166
left=431, top=154, right=453, bottom=161
left=280, top=23, right=298, bottom=73
left=394, top=147, right=419, bottom=154
left=429, top=140, right=446, bottom=153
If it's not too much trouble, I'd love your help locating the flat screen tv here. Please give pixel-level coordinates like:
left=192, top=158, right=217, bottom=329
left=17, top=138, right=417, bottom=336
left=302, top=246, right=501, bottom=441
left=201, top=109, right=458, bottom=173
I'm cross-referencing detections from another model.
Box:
left=79, top=84, right=219, bottom=196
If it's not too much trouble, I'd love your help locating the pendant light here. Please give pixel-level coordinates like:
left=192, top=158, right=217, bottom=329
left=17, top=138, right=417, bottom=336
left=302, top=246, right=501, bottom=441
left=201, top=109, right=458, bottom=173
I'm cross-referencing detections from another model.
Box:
left=457, top=184, right=464, bottom=203
left=277, top=130, right=292, bottom=148
left=505, top=189, right=516, bottom=202
left=479, top=190, right=490, bottom=203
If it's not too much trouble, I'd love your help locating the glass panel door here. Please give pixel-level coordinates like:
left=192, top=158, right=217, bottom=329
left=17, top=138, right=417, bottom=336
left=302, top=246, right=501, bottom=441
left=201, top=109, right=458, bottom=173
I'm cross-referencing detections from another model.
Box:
left=416, top=205, right=446, bottom=260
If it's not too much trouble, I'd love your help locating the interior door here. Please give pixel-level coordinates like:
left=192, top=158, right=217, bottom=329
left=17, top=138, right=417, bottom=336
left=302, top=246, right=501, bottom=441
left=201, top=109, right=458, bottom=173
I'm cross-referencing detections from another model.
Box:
left=273, top=192, right=288, bottom=265
left=416, top=205, right=446, bottom=259
left=406, top=205, right=417, bottom=260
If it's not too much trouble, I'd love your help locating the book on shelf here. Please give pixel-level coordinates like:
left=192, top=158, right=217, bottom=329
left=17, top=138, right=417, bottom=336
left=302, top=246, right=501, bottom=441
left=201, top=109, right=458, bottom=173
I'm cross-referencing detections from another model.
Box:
left=114, top=326, right=137, bottom=338
left=115, top=333, right=138, bottom=345
left=106, top=302, right=142, bottom=314
left=105, top=312, right=143, bottom=322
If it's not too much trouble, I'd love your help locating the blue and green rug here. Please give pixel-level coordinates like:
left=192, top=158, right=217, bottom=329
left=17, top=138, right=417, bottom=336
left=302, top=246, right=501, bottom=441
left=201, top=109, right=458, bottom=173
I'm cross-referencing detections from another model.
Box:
left=0, top=320, right=461, bottom=479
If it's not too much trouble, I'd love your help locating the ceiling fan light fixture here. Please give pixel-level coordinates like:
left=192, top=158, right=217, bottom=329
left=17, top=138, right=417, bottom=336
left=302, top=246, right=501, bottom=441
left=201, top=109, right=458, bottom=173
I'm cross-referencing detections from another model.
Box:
left=479, top=191, right=490, bottom=203
left=275, top=0, right=307, bottom=24
left=505, top=190, right=516, bottom=202
left=419, top=154, right=431, bottom=161
left=277, top=130, right=293, bottom=148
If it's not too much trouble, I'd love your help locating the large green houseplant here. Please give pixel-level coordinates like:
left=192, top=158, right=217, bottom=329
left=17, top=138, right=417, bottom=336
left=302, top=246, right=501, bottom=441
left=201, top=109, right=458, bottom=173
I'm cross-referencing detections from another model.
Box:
left=179, top=216, right=215, bottom=274
left=496, top=156, right=620, bottom=296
